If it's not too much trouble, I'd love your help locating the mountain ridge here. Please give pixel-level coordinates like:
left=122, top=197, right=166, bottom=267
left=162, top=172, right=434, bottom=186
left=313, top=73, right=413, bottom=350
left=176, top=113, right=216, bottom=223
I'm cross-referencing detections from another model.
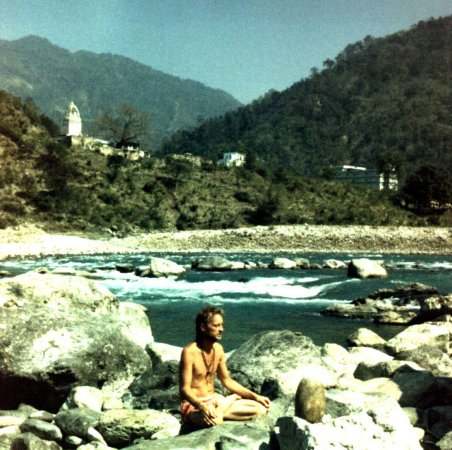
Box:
left=0, top=35, right=242, bottom=147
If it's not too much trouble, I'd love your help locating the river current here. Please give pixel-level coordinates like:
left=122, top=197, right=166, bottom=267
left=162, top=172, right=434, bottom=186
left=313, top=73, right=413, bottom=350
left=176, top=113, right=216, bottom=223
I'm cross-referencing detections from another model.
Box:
left=2, top=252, right=451, bottom=351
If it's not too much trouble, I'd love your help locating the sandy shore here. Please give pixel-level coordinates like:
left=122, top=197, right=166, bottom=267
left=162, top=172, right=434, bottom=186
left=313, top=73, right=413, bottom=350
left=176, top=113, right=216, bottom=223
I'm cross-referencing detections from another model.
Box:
left=0, top=224, right=451, bottom=260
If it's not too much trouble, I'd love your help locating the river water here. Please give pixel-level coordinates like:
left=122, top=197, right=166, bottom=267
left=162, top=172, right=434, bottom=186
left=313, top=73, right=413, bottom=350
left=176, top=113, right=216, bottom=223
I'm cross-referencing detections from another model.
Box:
left=1, top=252, right=451, bottom=351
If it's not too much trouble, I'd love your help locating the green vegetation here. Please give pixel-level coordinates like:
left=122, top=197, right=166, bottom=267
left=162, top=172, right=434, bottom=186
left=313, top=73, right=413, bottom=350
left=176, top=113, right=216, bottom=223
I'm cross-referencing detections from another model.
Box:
left=160, top=17, right=452, bottom=184
left=0, top=91, right=427, bottom=232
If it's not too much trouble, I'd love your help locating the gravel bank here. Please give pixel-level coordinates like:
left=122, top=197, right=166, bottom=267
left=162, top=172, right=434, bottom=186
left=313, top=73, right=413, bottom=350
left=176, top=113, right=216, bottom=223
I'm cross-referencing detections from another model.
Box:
left=0, top=224, right=451, bottom=260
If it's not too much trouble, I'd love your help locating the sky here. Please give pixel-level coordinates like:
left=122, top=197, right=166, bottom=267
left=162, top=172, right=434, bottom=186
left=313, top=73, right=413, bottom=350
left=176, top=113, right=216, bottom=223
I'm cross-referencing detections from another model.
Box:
left=1, top=0, right=451, bottom=104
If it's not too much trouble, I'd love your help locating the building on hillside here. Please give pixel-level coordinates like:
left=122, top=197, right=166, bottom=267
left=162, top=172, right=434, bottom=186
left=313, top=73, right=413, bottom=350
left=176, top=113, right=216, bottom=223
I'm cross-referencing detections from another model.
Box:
left=61, top=101, right=145, bottom=160
left=217, top=152, right=246, bottom=167
left=64, top=101, right=82, bottom=137
left=332, top=165, right=398, bottom=191
left=168, top=153, right=204, bottom=167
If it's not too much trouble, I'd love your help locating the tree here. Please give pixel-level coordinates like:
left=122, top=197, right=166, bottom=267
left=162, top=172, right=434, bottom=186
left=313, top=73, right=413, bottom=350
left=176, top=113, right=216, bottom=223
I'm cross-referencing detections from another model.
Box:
left=401, top=165, right=452, bottom=213
left=95, top=104, right=150, bottom=146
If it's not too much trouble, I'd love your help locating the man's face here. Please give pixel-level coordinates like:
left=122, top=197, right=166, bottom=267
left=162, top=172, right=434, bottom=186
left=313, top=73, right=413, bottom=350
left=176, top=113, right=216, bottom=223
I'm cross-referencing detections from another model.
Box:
left=202, top=313, right=224, bottom=341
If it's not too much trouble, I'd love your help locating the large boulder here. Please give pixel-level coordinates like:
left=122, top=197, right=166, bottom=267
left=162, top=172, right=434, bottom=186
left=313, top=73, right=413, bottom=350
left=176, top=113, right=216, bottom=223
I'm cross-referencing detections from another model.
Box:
left=277, top=389, right=422, bottom=450
left=0, top=272, right=152, bottom=412
left=191, top=256, right=241, bottom=271
left=227, top=330, right=340, bottom=396
left=269, top=258, right=297, bottom=269
left=347, top=258, right=388, bottom=279
left=147, top=257, right=186, bottom=277
left=414, top=294, right=452, bottom=323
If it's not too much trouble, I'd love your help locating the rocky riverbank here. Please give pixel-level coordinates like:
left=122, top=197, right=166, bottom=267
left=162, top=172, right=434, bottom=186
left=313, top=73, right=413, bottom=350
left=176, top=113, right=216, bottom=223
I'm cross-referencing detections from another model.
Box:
left=0, top=224, right=451, bottom=260
left=0, top=270, right=451, bottom=449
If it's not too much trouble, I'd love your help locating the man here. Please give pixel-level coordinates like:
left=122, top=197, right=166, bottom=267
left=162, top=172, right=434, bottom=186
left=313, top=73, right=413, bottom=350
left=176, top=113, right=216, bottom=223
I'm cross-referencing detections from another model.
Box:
left=179, top=306, right=270, bottom=427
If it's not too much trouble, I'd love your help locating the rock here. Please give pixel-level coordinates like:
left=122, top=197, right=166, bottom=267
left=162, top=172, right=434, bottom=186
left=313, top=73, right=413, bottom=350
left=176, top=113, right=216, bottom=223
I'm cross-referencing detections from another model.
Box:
left=122, top=420, right=272, bottom=450
left=63, top=435, right=85, bottom=448
left=414, top=294, right=452, bottom=323
left=0, top=414, right=27, bottom=427
left=0, top=272, right=151, bottom=411
left=147, top=257, right=186, bottom=277
left=0, top=270, right=12, bottom=277
left=294, top=378, right=325, bottom=423
left=323, top=259, right=347, bottom=269
left=347, top=328, right=387, bottom=350
left=62, top=386, right=105, bottom=412
left=54, top=408, right=101, bottom=439
left=269, top=258, right=297, bottom=269
left=347, top=258, right=388, bottom=279
left=426, top=405, right=452, bottom=440
left=391, top=367, right=437, bottom=407
left=29, top=411, right=55, bottom=422
left=19, top=419, right=63, bottom=441
left=375, top=310, right=418, bottom=324
left=397, top=345, right=452, bottom=377
left=118, top=302, right=154, bottom=349
left=386, top=322, right=450, bottom=356
left=0, top=426, right=21, bottom=450
left=362, top=284, right=438, bottom=303
left=146, top=342, right=182, bottom=364
left=354, top=360, right=423, bottom=381
left=227, top=330, right=338, bottom=396
left=97, top=409, right=180, bottom=447
left=192, top=256, right=239, bottom=271
left=347, top=346, right=393, bottom=367
left=294, top=258, right=310, bottom=269
left=10, top=432, right=63, bottom=450
left=115, top=263, right=135, bottom=273
left=437, top=430, right=452, bottom=450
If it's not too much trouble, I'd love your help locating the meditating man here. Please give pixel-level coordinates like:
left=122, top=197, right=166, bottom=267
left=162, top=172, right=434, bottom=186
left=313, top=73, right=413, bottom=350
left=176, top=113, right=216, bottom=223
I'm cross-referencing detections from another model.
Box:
left=179, top=305, right=270, bottom=427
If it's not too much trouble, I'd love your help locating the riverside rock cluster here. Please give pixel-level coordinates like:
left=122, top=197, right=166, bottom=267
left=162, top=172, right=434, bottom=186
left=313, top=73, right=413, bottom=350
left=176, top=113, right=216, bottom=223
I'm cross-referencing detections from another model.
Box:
left=0, top=263, right=451, bottom=450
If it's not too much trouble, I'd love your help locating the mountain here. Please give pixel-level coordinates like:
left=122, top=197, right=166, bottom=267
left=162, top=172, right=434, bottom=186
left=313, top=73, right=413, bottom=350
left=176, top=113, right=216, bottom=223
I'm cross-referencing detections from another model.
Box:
left=0, top=35, right=241, bottom=148
left=160, top=16, right=452, bottom=180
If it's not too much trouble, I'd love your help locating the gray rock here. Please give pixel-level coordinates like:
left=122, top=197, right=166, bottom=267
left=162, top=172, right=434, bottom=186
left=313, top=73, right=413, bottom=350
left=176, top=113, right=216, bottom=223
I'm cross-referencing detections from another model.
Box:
left=54, top=408, right=101, bottom=439
left=227, top=330, right=338, bottom=396
left=192, top=256, right=239, bottom=271
left=19, top=419, right=62, bottom=442
left=347, top=258, right=388, bottom=279
left=269, top=258, right=297, bottom=269
left=347, top=328, right=387, bottom=350
left=294, top=258, right=310, bottom=269
left=62, top=386, right=105, bottom=413
left=0, top=425, right=21, bottom=450
left=425, top=405, right=452, bottom=439
left=122, top=419, right=274, bottom=450
left=323, top=259, right=347, bottom=269
left=354, top=360, right=422, bottom=381
left=0, top=272, right=151, bottom=411
left=115, top=263, right=135, bottom=273
left=147, top=257, right=186, bottom=277
left=414, top=294, right=452, bottom=324
left=392, top=367, right=437, bottom=407
left=437, top=431, right=452, bottom=450
left=97, top=408, right=180, bottom=447
left=10, top=432, right=63, bottom=450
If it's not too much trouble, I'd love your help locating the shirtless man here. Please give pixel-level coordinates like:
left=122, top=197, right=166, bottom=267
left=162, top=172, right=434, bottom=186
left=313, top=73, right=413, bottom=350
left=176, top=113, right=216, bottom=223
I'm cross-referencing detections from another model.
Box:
left=179, top=306, right=270, bottom=427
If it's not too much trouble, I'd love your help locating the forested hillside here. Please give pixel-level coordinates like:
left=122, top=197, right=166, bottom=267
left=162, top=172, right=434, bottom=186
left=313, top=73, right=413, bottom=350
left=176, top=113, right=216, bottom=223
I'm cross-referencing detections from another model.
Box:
left=160, top=16, right=451, bottom=181
left=0, top=36, right=241, bottom=148
left=1, top=91, right=428, bottom=232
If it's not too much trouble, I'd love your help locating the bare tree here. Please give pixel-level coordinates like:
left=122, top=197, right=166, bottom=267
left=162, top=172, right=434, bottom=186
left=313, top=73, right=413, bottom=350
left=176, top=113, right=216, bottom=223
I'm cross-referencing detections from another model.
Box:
left=96, top=104, right=150, bottom=146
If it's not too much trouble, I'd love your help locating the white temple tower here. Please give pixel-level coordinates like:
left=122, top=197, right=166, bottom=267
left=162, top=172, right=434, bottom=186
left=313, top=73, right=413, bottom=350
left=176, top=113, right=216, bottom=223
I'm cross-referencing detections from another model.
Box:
left=64, top=101, right=82, bottom=136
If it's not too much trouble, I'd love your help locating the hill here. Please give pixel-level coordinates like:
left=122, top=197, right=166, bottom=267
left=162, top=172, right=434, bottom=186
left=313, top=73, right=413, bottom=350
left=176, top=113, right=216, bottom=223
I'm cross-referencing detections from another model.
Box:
left=0, top=35, right=241, bottom=148
left=160, top=16, right=452, bottom=180
left=0, top=91, right=427, bottom=233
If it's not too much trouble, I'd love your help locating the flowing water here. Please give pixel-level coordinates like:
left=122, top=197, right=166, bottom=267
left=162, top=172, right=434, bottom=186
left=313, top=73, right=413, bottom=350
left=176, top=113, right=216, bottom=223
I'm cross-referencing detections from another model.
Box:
left=2, top=252, right=451, bottom=351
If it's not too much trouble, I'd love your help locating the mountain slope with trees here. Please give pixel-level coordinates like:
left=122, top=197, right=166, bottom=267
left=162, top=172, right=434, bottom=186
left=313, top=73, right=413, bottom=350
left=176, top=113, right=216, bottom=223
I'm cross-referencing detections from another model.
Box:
left=0, top=35, right=241, bottom=148
left=160, top=16, right=452, bottom=181
left=1, top=91, right=429, bottom=232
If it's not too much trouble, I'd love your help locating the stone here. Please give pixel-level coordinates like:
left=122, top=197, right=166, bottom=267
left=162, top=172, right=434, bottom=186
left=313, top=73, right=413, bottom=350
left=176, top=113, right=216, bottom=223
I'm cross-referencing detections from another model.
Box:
left=227, top=330, right=338, bottom=397
left=147, top=257, right=186, bottom=277
left=0, top=415, right=26, bottom=427
left=347, top=346, right=393, bottom=367
left=294, top=258, right=310, bottom=269
left=146, top=342, right=182, bottom=364
left=29, top=411, right=55, bottom=422
left=347, top=258, right=388, bottom=279
left=397, top=345, right=452, bottom=377
left=323, top=259, right=347, bottom=269
left=54, top=408, right=101, bottom=439
left=62, top=386, right=105, bottom=413
left=354, top=360, right=423, bottom=381
left=0, top=272, right=151, bottom=411
left=115, top=263, right=135, bottom=273
left=269, top=258, right=297, bottom=269
left=19, top=419, right=63, bottom=441
left=10, top=432, right=63, bottom=450
left=294, top=378, right=325, bottom=423
left=347, top=328, right=387, bottom=350
left=415, top=294, right=452, bottom=323
left=426, top=405, right=452, bottom=440
left=386, top=322, right=450, bottom=355
left=192, top=256, right=238, bottom=271
left=118, top=302, right=154, bottom=349
left=97, top=409, right=180, bottom=447
left=437, top=431, right=452, bottom=450
left=0, top=426, right=21, bottom=450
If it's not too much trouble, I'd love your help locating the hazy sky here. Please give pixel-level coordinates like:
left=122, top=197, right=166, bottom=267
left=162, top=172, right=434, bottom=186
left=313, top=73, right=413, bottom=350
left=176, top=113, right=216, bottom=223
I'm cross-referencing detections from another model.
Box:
left=1, top=0, right=451, bottom=103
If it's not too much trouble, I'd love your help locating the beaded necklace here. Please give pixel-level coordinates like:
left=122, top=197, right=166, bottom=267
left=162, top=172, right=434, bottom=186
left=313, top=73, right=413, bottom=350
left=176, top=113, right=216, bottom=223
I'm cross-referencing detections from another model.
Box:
left=201, top=346, right=216, bottom=384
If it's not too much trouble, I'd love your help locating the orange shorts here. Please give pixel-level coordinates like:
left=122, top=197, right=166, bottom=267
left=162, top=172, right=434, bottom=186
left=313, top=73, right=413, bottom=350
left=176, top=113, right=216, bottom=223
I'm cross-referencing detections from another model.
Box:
left=180, top=394, right=221, bottom=424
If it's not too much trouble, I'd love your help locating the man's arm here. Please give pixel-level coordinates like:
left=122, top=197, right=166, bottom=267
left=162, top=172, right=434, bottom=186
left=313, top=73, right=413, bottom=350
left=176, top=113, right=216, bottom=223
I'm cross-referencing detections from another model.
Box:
left=216, top=349, right=271, bottom=409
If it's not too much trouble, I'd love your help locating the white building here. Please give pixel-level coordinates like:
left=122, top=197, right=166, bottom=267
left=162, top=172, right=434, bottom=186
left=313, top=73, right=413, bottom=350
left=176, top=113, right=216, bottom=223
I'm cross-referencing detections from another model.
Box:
left=333, top=165, right=398, bottom=191
left=63, top=101, right=82, bottom=137
left=218, top=152, right=246, bottom=167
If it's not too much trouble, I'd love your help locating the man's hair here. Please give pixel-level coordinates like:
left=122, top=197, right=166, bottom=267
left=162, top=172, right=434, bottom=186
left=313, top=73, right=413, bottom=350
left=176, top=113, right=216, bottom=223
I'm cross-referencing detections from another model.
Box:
left=195, top=305, right=224, bottom=343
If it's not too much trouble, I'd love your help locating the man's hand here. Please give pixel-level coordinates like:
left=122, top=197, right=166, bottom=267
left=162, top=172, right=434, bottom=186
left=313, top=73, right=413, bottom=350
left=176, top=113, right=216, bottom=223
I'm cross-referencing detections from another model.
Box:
left=200, top=402, right=217, bottom=426
left=254, top=394, right=271, bottom=410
